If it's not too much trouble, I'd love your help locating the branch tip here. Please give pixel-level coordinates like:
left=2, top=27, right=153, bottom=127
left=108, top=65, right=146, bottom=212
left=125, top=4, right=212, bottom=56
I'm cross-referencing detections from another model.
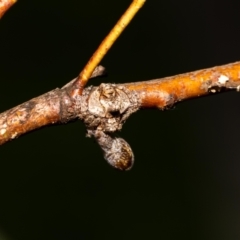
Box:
left=0, top=0, right=17, bottom=19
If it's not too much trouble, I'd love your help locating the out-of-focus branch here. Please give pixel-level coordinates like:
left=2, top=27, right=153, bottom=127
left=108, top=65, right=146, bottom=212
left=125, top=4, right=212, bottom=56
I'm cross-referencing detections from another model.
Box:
left=0, top=0, right=16, bottom=18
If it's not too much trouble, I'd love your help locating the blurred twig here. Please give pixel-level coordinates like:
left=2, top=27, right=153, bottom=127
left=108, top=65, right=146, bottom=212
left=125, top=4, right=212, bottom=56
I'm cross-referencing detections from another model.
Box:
left=0, top=0, right=16, bottom=18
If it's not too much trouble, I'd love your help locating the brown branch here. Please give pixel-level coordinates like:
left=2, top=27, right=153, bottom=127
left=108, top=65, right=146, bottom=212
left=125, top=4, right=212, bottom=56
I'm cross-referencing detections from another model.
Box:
left=0, top=66, right=107, bottom=146
left=124, top=61, right=240, bottom=109
left=1, top=61, right=240, bottom=169
left=0, top=0, right=16, bottom=19
left=2, top=2, right=240, bottom=170
left=1, top=61, right=240, bottom=147
left=0, top=90, right=61, bottom=144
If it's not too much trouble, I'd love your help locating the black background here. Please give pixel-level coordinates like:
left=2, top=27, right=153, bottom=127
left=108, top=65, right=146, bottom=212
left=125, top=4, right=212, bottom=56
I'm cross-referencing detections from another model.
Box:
left=1, top=0, right=240, bottom=239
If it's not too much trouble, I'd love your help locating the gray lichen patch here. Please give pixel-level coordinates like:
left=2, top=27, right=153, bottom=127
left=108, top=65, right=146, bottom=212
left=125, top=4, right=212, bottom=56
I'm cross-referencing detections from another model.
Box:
left=79, top=83, right=140, bottom=133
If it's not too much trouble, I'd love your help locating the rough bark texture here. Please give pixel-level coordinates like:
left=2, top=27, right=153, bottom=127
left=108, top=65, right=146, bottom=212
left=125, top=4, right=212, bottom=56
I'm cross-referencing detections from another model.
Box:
left=0, top=89, right=61, bottom=145
left=1, top=61, right=240, bottom=169
left=1, top=61, right=240, bottom=145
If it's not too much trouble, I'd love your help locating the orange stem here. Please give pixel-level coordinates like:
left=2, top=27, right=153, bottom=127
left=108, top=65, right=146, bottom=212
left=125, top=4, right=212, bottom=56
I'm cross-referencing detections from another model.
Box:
left=124, top=61, right=240, bottom=109
left=0, top=0, right=16, bottom=19
left=73, top=0, right=146, bottom=96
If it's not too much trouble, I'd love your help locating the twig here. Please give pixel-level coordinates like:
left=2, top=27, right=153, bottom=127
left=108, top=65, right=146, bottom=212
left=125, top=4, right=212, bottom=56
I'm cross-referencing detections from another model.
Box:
left=0, top=66, right=107, bottom=146
left=0, top=0, right=16, bottom=18
left=71, top=0, right=146, bottom=96
left=1, top=61, right=240, bottom=169
left=2, top=1, right=240, bottom=170
left=124, top=61, right=240, bottom=109
left=1, top=61, right=240, bottom=145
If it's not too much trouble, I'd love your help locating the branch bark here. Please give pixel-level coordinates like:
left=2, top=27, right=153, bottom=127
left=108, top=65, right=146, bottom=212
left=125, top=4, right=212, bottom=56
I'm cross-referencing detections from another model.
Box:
left=1, top=61, right=240, bottom=169
left=124, top=61, right=240, bottom=108
left=73, top=0, right=146, bottom=95
left=2, top=0, right=240, bottom=170
left=1, top=61, right=240, bottom=144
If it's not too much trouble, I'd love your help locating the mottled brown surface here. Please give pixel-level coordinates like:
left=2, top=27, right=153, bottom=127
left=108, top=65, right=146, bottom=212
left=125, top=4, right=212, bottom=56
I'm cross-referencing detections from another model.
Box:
left=0, top=66, right=108, bottom=145
left=0, top=89, right=61, bottom=145
left=1, top=61, right=240, bottom=151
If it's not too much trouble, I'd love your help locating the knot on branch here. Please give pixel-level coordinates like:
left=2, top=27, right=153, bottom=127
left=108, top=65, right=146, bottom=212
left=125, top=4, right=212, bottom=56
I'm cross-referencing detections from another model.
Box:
left=78, top=83, right=140, bottom=170
left=79, top=83, right=140, bottom=132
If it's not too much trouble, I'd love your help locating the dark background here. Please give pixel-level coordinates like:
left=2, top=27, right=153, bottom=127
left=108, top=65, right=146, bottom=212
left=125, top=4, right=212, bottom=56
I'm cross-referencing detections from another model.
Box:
left=1, top=0, right=240, bottom=239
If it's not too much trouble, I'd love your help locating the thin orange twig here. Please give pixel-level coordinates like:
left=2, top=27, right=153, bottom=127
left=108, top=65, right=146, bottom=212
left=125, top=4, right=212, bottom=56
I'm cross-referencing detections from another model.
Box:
left=0, top=0, right=16, bottom=19
left=72, top=0, right=146, bottom=96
